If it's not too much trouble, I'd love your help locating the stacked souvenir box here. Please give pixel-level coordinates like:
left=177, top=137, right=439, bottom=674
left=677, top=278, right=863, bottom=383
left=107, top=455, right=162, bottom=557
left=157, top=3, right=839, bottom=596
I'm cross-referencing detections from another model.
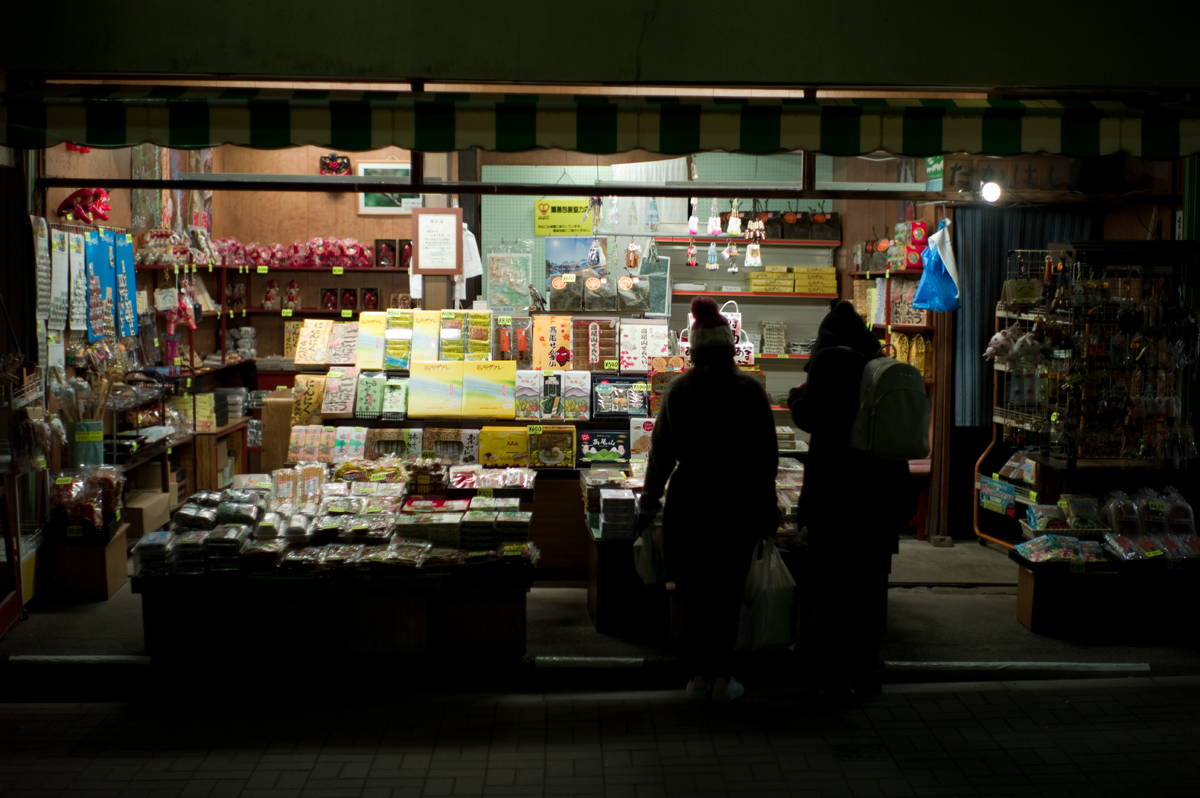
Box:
left=749, top=266, right=795, bottom=293
left=760, top=320, right=787, bottom=355
left=170, top=529, right=210, bottom=574
left=207, top=524, right=251, bottom=572
left=599, top=488, right=637, bottom=539
left=132, top=530, right=176, bottom=576
left=460, top=511, right=498, bottom=550
left=889, top=221, right=927, bottom=271
left=496, top=511, right=533, bottom=544
left=793, top=266, right=837, bottom=295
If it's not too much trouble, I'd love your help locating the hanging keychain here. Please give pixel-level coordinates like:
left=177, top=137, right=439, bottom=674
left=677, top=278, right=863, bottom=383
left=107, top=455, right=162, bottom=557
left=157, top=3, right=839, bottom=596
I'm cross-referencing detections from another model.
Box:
left=726, top=198, right=742, bottom=236
left=607, top=196, right=620, bottom=228
left=587, top=237, right=602, bottom=267
left=688, top=198, right=699, bottom=236
left=726, top=242, right=740, bottom=273
left=707, top=198, right=722, bottom=236
left=646, top=198, right=659, bottom=232
left=625, top=238, right=642, bottom=271
left=627, top=198, right=639, bottom=229
left=706, top=241, right=718, bottom=271
left=686, top=239, right=698, bottom=267
left=587, top=196, right=603, bottom=234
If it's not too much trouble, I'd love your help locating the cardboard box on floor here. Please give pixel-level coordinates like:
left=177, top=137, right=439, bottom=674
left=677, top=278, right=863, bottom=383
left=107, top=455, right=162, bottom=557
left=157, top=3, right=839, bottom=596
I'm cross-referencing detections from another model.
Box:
left=123, top=490, right=170, bottom=539
left=55, top=525, right=128, bottom=601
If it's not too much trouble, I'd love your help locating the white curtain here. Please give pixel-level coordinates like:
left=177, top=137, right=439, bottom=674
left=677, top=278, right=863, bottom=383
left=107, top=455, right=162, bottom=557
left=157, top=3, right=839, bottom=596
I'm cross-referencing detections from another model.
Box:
left=610, top=158, right=689, bottom=222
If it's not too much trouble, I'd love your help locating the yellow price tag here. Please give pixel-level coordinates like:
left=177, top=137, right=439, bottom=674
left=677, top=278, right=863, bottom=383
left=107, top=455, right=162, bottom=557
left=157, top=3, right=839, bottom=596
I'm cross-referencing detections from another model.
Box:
left=241, top=309, right=246, bottom=318
left=257, top=266, right=269, bottom=274
left=604, top=359, right=619, bottom=370
left=528, top=425, right=544, bottom=436
left=67, top=526, right=82, bottom=538
left=478, top=488, right=495, bottom=498
left=167, top=447, right=172, bottom=455
left=441, top=310, right=457, bottom=319
left=561, top=274, right=576, bottom=283
left=631, top=383, right=648, bottom=392
left=276, top=385, right=287, bottom=391
left=421, top=450, right=436, bottom=459
left=186, top=378, right=192, bottom=388
left=332, top=267, right=344, bottom=275
left=1146, top=550, right=1163, bottom=558
left=341, top=309, right=352, bottom=318
left=1030, top=491, right=1038, bottom=503
left=497, top=316, right=512, bottom=325
left=55, top=476, right=73, bottom=485
left=1058, top=500, right=1068, bottom=509
left=116, top=509, right=122, bottom=521
left=228, top=309, right=233, bottom=319
left=369, top=473, right=388, bottom=481
left=281, top=309, right=293, bottom=317
left=173, top=357, right=181, bottom=366
left=992, top=472, right=999, bottom=480
left=125, top=234, right=133, bottom=243
left=130, top=442, right=137, bottom=452
left=207, top=262, right=213, bottom=272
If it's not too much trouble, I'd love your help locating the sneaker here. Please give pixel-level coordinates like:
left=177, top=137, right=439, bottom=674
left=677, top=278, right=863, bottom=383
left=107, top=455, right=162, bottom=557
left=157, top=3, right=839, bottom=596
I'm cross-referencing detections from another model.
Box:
left=686, top=679, right=709, bottom=702
left=711, top=677, right=745, bottom=703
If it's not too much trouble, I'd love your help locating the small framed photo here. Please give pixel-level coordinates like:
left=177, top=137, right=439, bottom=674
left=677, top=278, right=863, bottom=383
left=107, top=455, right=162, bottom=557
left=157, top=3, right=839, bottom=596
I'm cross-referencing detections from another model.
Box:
left=357, top=161, right=421, bottom=215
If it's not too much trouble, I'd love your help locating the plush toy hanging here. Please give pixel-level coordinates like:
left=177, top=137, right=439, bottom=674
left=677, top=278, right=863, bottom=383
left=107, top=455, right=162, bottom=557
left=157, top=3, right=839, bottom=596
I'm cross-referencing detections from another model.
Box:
left=644, top=238, right=660, bottom=264
left=646, top=199, right=660, bottom=232
left=706, top=242, right=718, bottom=271
left=625, top=239, right=642, bottom=271
left=726, top=198, right=742, bottom=236
left=686, top=240, right=698, bottom=267
left=56, top=188, right=112, bottom=225
left=706, top=199, right=722, bottom=236
left=688, top=198, right=700, bottom=235
left=319, top=152, right=351, bottom=176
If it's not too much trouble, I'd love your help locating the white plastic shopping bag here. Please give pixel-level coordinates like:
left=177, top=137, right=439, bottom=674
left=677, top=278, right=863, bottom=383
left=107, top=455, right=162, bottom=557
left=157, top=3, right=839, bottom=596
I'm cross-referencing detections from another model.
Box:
left=735, top=537, right=798, bottom=652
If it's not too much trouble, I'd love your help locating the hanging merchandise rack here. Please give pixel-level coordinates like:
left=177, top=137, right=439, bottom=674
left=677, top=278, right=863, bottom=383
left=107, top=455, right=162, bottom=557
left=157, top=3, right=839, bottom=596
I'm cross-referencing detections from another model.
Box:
left=974, top=242, right=1199, bottom=549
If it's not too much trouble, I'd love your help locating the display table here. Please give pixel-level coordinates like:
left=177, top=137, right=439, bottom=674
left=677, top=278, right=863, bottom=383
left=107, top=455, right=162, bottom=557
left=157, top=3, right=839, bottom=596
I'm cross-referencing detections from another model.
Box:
left=586, top=527, right=669, bottom=642
left=132, top=564, right=533, bottom=659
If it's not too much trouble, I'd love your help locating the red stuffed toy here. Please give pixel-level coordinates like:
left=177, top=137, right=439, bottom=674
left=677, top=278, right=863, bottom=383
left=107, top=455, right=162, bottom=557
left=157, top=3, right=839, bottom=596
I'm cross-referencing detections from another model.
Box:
left=55, top=188, right=112, bottom=224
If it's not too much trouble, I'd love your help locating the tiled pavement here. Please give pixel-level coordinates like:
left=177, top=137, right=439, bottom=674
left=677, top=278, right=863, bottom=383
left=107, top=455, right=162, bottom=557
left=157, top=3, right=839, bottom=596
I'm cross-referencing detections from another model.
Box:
left=1, top=676, right=1197, bottom=798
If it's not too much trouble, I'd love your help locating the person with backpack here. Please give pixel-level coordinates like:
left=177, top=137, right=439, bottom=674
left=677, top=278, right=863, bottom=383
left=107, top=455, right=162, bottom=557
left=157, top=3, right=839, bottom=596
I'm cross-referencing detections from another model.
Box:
left=636, top=297, right=779, bottom=702
left=788, top=301, right=922, bottom=699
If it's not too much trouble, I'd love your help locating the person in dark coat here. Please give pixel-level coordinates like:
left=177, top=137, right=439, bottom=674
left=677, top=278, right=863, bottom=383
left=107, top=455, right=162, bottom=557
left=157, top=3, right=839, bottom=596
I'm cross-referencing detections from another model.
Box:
left=636, top=297, right=779, bottom=702
left=788, top=301, right=916, bottom=698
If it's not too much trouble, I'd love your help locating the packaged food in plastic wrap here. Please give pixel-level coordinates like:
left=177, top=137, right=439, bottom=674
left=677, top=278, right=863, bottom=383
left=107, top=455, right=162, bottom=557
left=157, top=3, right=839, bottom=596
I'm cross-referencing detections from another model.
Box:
left=207, top=524, right=251, bottom=552
left=216, top=502, right=262, bottom=526
left=240, top=538, right=287, bottom=570
left=1162, top=487, right=1199, bottom=555
left=284, top=514, right=311, bottom=539
left=255, top=512, right=283, bottom=539
left=192, top=491, right=223, bottom=508
left=1103, top=531, right=1145, bottom=561
left=1101, top=491, right=1141, bottom=536
left=281, top=546, right=322, bottom=573
left=175, top=504, right=218, bottom=530
left=316, top=544, right=365, bottom=573
left=319, top=496, right=365, bottom=515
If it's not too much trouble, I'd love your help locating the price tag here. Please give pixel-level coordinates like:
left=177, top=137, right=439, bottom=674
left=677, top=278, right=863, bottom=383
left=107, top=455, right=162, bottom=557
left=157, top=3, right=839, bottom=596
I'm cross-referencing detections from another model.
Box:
left=116, top=509, right=122, bottom=521
left=76, top=430, right=102, bottom=442
left=67, top=526, right=82, bottom=538
left=478, top=488, right=494, bottom=498
left=242, top=309, right=246, bottom=318
left=1148, top=501, right=1165, bottom=513
left=604, top=359, right=619, bottom=370
left=366, top=506, right=383, bottom=513
left=276, top=385, right=288, bottom=391
left=421, top=450, right=436, bottom=459
left=207, top=261, right=213, bottom=272
left=631, top=383, right=648, bottom=392
left=228, top=310, right=233, bottom=319
left=35, top=457, right=46, bottom=469
left=1069, top=561, right=1084, bottom=573
left=441, top=310, right=457, bottom=319
left=1168, top=559, right=1183, bottom=570
left=257, top=266, right=269, bottom=274
left=332, top=267, right=344, bottom=275
left=887, top=324, right=892, bottom=335
left=167, top=447, right=172, bottom=455
left=125, top=233, right=133, bottom=243
left=497, top=316, right=512, bottom=325
left=130, top=442, right=138, bottom=452
left=369, top=473, right=388, bottom=481
left=341, top=309, right=352, bottom=318
left=992, top=472, right=999, bottom=480
left=281, top=309, right=293, bottom=317
left=173, top=357, right=181, bottom=366
left=562, top=274, right=576, bottom=283
left=186, top=378, right=191, bottom=388
left=1146, top=549, right=1163, bottom=558
left=528, top=425, right=543, bottom=436
left=1057, top=500, right=1068, bottom=509
left=1029, top=491, right=1038, bottom=503
left=55, top=476, right=73, bottom=485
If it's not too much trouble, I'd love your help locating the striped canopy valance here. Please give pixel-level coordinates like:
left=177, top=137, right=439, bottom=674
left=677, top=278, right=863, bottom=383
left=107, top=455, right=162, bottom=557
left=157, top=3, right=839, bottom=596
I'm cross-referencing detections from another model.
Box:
left=3, top=84, right=1198, bottom=159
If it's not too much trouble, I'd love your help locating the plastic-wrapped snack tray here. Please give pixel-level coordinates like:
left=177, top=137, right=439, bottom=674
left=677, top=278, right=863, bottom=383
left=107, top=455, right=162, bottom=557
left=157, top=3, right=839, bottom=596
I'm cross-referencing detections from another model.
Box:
left=1078, top=540, right=1107, bottom=562
left=239, top=538, right=288, bottom=570
left=1133, top=489, right=1169, bottom=536
left=174, top=529, right=211, bottom=547
left=403, top=498, right=471, bottom=514
left=255, top=512, right=283, bottom=539
left=284, top=514, right=311, bottom=538
left=319, top=496, right=365, bottom=515
left=493, top=497, right=522, bottom=511
left=339, top=514, right=395, bottom=545
left=280, top=547, right=322, bottom=573
left=470, top=497, right=496, bottom=510
left=192, top=491, right=223, bottom=508
left=216, top=501, right=262, bottom=526
left=232, top=474, right=275, bottom=493
left=1016, top=534, right=1080, bottom=562
left=208, top=525, right=251, bottom=550
left=450, top=465, right=482, bottom=489
left=298, top=502, right=320, bottom=516
left=363, top=496, right=400, bottom=514
left=316, top=544, right=366, bottom=572
left=134, top=530, right=177, bottom=554
left=500, top=541, right=540, bottom=565
left=1101, top=491, right=1141, bottom=536
left=177, top=505, right=219, bottom=530
left=423, top=547, right=466, bottom=567
left=221, top=489, right=262, bottom=505
left=322, top=481, right=350, bottom=496
left=1103, top=531, right=1144, bottom=561
left=1154, top=533, right=1187, bottom=559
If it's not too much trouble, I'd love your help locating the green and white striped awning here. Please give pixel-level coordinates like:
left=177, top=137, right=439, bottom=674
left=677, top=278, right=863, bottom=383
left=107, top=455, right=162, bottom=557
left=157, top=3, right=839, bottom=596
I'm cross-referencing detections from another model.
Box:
left=3, top=84, right=1198, bottom=159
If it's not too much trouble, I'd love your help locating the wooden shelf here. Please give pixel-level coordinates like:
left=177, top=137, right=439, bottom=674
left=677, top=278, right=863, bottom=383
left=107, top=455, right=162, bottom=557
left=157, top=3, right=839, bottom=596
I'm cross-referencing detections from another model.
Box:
left=874, top=323, right=934, bottom=332
left=672, top=291, right=837, bottom=299
left=195, top=417, right=251, bottom=438
left=757, top=354, right=809, bottom=360
left=245, top=309, right=380, bottom=317
left=243, top=267, right=409, bottom=273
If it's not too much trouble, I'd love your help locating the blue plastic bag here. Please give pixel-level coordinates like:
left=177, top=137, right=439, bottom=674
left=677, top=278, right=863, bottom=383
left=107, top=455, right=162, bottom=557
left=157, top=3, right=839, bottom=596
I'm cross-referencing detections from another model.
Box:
left=912, top=219, right=961, bottom=312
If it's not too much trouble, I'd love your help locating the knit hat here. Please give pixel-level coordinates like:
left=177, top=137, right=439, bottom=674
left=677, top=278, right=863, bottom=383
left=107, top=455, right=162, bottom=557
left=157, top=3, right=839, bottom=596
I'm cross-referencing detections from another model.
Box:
left=689, top=296, right=735, bottom=352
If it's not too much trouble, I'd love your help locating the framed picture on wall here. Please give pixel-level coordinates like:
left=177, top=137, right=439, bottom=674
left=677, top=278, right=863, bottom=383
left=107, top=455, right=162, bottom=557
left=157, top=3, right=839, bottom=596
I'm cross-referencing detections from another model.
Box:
left=356, top=161, right=422, bottom=215
left=411, top=208, right=463, bottom=276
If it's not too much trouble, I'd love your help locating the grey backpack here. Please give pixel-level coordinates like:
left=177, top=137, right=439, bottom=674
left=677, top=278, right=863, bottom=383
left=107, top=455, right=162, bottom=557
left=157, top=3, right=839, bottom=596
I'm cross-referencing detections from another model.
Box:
left=849, top=355, right=931, bottom=460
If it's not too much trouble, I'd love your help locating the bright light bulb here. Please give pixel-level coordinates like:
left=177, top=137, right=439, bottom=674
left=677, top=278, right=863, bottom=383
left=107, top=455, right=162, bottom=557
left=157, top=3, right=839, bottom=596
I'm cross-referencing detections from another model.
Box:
left=981, top=182, right=1002, bottom=203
